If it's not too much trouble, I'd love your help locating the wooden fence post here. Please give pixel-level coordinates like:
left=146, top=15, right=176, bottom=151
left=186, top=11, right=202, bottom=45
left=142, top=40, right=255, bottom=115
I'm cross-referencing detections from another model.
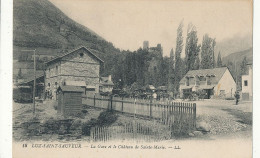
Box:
left=110, top=95, right=113, bottom=111
left=150, top=98, right=152, bottom=118
left=121, top=97, right=124, bottom=112
left=193, top=103, right=196, bottom=129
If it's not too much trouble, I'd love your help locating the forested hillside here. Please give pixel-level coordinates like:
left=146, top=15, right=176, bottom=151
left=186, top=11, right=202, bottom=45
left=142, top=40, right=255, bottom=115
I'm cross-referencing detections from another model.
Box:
left=14, top=0, right=119, bottom=53
left=13, top=0, right=122, bottom=78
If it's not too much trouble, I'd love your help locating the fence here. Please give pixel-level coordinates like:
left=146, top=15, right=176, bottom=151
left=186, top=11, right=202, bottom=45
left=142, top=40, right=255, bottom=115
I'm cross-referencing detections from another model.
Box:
left=90, top=122, right=171, bottom=142
left=83, top=94, right=196, bottom=136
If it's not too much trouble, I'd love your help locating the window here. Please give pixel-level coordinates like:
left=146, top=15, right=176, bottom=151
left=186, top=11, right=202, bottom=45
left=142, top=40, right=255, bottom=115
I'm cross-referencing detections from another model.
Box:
left=220, top=90, right=225, bottom=96
left=244, top=80, right=248, bottom=86
left=207, top=76, right=211, bottom=85
left=55, top=82, right=58, bottom=88
left=186, top=77, right=189, bottom=86
left=48, top=83, right=50, bottom=87
left=198, top=76, right=206, bottom=81
left=79, top=53, right=84, bottom=57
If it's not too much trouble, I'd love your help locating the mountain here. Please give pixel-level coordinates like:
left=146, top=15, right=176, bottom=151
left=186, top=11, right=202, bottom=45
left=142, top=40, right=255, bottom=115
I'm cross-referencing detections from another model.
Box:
left=215, top=33, right=252, bottom=58
left=13, top=0, right=120, bottom=59
left=13, top=0, right=122, bottom=78
left=222, top=47, right=253, bottom=65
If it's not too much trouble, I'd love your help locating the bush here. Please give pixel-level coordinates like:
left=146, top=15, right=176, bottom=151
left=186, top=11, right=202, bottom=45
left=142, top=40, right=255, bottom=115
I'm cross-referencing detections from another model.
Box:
left=97, top=110, right=118, bottom=126
left=81, top=110, right=118, bottom=136
left=82, top=109, right=88, bottom=114
left=70, top=119, right=82, bottom=130
left=42, top=118, right=61, bottom=134
left=67, top=112, right=85, bottom=119
left=82, top=119, right=98, bottom=136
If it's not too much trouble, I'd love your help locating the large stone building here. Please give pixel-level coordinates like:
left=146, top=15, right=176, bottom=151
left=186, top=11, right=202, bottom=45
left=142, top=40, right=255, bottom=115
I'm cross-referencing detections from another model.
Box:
left=45, top=46, right=103, bottom=99
left=241, top=64, right=252, bottom=100
left=179, top=67, right=236, bottom=99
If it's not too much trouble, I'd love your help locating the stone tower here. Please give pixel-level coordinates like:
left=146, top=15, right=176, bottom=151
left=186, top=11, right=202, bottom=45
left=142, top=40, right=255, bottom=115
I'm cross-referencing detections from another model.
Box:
left=143, top=41, right=149, bottom=50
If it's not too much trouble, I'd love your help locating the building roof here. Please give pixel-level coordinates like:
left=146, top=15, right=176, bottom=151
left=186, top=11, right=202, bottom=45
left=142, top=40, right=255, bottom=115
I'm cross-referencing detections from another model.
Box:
left=64, top=80, right=86, bottom=87
left=57, top=86, right=84, bottom=92
left=100, top=76, right=114, bottom=86
left=45, top=46, right=104, bottom=65
left=197, top=85, right=215, bottom=89
left=86, top=85, right=96, bottom=89
left=16, top=71, right=44, bottom=85
left=157, top=86, right=167, bottom=91
left=180, top=67, right=228, bottom=85
left=145, top=85, right=156, bottom=90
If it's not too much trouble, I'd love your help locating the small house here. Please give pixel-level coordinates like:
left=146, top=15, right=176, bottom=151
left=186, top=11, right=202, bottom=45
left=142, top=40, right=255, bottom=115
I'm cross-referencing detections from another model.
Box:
left=179, top=67, right=236, bottom=99
left=57, top=86, right=84, bottom=116
left=145, top=85, right=156, bottom=93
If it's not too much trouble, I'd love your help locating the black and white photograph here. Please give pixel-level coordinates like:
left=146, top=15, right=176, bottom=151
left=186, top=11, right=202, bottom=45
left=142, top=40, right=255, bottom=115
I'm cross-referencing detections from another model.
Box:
left=4, top=0, right=255, bottom=157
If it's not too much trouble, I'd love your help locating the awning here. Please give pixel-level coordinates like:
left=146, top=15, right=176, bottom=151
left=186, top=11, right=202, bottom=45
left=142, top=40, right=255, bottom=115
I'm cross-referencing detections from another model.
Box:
left=57, top=86, right=84, bottom=92
left=64, top=80, right=86, bottom=87
left=15, top=85, right=31, bottom=89
left=86, top=85, right=96, bottom=89
left=180, top=86, right=193, bottom=90
left=198, top=85, right=215, bottom=89
left=100, top=80, right=114, bottom=86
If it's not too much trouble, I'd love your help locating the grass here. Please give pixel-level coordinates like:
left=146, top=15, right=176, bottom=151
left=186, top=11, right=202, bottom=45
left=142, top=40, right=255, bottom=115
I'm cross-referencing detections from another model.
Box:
left=222, top=109, right=252, bottom=125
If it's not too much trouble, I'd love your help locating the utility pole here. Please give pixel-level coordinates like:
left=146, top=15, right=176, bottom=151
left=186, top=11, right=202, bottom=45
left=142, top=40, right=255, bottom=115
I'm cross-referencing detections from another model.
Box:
left=21, top=49, right=36, bottom=114
left=235, top=61, right=238, bottom=84
left=133, top=98, right=136, bottom=140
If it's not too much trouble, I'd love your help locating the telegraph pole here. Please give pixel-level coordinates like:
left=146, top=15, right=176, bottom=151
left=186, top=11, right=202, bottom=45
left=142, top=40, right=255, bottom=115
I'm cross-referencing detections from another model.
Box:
left=21, top=49, right=36, bottom=114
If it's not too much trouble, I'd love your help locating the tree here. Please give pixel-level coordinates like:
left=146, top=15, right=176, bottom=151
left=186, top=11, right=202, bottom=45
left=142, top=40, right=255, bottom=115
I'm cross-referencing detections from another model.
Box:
left=240, top=57, right=248, bottom=75
left=194, top=54, right=200, bottom=70
left=211, top=39, right=216, bottom=68
left=185, top=23, right=201, bottom=72
left=201, top=34, right=216, bottom=69
left=226, top=60, right=235, bottom=78
left=217, top=52, right=222, bottom=67
left=174, top=21, right=184, bottom=94
left=168, top=48, right=175, bottom=92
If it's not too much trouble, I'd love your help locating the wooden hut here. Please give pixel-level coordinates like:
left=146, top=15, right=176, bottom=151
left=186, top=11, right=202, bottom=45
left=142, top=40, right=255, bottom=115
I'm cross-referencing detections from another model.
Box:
left=57, top=86, right=84, bottom=116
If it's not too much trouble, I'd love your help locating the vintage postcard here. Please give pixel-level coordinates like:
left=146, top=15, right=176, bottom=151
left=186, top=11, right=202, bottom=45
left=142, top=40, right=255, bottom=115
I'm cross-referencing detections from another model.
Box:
left=11, top=0, right=253, bottom=157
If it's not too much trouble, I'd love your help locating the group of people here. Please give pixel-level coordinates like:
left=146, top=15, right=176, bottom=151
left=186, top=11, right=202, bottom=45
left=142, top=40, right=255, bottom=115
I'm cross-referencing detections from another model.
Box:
left=45, top=89, right=53, bottom=99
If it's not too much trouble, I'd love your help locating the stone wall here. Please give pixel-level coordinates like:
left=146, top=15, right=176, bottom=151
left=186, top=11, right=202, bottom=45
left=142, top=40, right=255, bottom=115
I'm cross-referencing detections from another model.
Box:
left=45, top=47, right=102, bottom=97
left=61, top=61, right=99, bottom=77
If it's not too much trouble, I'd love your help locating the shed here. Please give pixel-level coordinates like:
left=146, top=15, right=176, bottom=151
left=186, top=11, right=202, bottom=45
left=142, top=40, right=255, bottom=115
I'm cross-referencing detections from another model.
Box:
left=57, top=86, right=84, bottom=116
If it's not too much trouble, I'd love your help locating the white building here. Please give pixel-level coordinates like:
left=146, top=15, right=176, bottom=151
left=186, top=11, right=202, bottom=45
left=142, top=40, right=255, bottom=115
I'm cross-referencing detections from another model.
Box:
left=179, top=67, right=236, bottom=99
left=99, top=75, right=114, bottom=93
left=241, top=64, right=253, bottom=101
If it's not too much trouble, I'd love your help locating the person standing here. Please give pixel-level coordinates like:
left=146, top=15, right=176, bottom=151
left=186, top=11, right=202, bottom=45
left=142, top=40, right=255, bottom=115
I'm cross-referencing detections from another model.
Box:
left=153, top=92, right=157, bottom=100
left=234, top=91, right=240, bottom=105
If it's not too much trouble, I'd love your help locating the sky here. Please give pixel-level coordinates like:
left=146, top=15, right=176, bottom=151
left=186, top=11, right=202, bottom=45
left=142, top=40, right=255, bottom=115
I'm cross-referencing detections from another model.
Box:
left=49, top=0, right=252, bottom=57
